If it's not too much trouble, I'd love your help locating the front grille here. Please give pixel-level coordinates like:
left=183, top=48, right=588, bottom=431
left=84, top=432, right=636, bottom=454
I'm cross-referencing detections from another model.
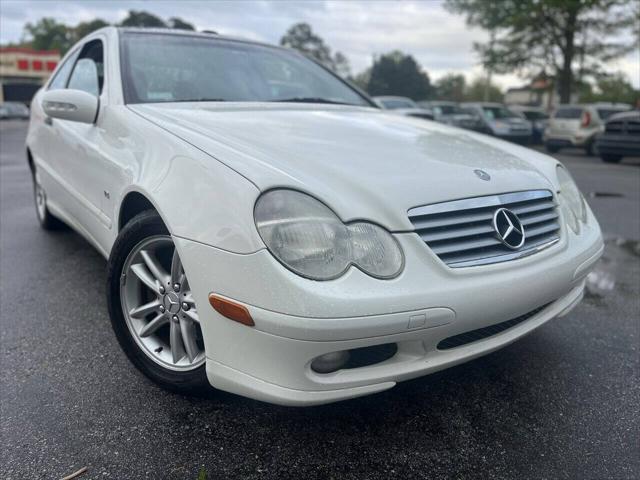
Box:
left=437, top=303, right=551, bottom=350
left=605, top=121, right=624, bottom=133
left=606, top=118, right=640, bottom=134
left=408, top=190, right=560, bottom=267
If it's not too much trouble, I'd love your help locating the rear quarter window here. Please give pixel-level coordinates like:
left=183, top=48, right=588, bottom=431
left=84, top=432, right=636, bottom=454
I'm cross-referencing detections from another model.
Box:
left=597, top=109, right=629, bottom=120
left=554, top=108, right=582, bottom=119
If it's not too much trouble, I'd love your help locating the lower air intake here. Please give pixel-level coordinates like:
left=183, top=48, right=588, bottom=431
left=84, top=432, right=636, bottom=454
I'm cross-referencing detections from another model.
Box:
left=437, top=303, right=552, bottom=350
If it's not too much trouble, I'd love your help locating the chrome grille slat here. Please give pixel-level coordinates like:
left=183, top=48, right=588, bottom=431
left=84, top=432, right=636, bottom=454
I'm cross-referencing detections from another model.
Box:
left=420, top=223, right=495, bottom=242
left=520, top=211, right=559, bottom=226
left=408, top=189, right=561, bottom=268
left=430, top=236, right=502, bottom=255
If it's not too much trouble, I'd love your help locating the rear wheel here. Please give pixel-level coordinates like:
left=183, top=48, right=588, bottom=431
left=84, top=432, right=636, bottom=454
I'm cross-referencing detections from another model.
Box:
left=32, top=169, right=65, bottom=230
left=601, top=154, right=622, bottom=163
left=107, top=210, right=209, bottom=393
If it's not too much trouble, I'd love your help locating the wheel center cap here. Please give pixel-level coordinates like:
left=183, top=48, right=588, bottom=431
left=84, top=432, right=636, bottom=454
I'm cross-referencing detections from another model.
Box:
left=163, top=292, right=181, bottom=314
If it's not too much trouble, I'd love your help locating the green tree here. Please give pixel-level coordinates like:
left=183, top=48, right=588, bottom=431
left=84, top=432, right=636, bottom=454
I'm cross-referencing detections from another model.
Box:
left=351, top=68, right=371, bottom=91
left=464, top=77, right=503, bottom=102
left=434, top=74, right=466, bottom=101
left=168, top=17, right=195, bottom=31
left=24, top=18, right=72, bottom=53
left=120, top=10, right=167, bottom=28
left=446, top=0, right=636, bottom=103
left=580, top=73, right=639, bottom=105
left=73, top=19, right=109, bottom=43
left=367, top=51, right=431, bottom=100
left=280, top=23, right=350, bottom=76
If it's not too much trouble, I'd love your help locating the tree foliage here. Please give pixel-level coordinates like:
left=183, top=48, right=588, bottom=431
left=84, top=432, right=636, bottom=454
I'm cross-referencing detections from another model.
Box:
left=119, top=10, right=166, bottom=28
left=168, top=17, right=195, bottom=31
left=280, top=23, right=350, bottom=76
left=463, top=77, right=504, bottom=102
left=73, top=19, right=109, bottom=42
left=22, top=12, right=197, bottom=54
left=367, top=51, right=432, bottom=100
left=434, top=74, right=466, bottom=102
left=579, top=73, right=639, bottom=105
left=446, top=0, right=637, bottom=103
left=24, top=18, right=71, bottom=52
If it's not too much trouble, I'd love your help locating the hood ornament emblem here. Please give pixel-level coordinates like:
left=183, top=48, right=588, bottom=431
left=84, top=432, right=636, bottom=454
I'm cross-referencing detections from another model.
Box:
left=474, top=169, right=491, bottom=181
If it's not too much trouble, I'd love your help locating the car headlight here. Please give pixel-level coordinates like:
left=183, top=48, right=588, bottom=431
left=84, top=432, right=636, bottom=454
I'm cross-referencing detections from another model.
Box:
left=556, top=165, right=586, bottom=233
left=254, top=190, right=404, bottom=280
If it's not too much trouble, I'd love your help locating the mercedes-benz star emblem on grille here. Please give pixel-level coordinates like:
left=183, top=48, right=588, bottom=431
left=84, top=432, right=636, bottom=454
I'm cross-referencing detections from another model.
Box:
left=474, top=169, right=491, bottom=181
left=492, top=208, right=525, bottom=249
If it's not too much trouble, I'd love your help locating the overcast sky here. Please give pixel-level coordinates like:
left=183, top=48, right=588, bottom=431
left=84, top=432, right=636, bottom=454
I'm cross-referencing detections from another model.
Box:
left=1, top=0, right=638, bottom=89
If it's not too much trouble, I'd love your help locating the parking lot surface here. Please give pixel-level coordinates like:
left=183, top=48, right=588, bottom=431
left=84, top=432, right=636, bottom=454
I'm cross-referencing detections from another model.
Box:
left=1, top=120, right=638, bottom=479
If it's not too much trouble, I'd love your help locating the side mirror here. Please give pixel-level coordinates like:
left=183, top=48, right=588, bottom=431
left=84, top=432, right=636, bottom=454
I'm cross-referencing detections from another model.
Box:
left=42, top=89, right=98, bottom=124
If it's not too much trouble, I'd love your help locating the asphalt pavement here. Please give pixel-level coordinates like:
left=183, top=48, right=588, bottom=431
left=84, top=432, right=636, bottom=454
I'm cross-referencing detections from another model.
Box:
left=1, top=120, right=639, bottom=480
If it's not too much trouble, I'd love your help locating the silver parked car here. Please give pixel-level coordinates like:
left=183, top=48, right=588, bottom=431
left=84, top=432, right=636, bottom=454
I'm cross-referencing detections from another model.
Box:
left=461, top=102, right=533, bottom=144
left=544, top=103, right=631, bottom=155
left=0, top=102, right=30, bottom=120
left=373, top=96, right=434, bottom=120
left=420, top=101, right=482, bottom=130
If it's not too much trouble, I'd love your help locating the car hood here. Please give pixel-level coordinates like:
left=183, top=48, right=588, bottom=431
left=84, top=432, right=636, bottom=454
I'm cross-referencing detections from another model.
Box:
left=130, top=103, right=558, bottom=231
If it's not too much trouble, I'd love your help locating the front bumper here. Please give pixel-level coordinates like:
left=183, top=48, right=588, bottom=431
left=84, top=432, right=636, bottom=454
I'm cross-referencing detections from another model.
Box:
left=544, top=132, right=594, bottom=148
left=175, top=204, right=603, bottom=406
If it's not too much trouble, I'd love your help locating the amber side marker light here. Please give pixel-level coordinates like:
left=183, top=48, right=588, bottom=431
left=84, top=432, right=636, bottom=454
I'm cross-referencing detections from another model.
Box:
left=208, top=294, right=255, bottom=326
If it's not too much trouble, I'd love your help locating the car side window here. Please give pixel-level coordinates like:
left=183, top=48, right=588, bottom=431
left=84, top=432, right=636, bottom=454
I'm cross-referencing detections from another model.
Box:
left=48, top=49, right=80, bottom=90
left=67, top=39, right=105, bottom=97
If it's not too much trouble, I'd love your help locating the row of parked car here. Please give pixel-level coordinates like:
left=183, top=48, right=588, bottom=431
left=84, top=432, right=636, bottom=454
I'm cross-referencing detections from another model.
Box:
left=373, top=96, right=639, bottom=163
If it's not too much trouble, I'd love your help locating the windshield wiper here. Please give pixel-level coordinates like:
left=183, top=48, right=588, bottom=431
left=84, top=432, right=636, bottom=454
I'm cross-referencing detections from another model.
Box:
left=272, top=97, right=353, bottom=105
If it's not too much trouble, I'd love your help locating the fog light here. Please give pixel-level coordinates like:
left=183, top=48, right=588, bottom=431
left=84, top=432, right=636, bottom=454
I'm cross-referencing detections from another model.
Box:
left=311, top=351, right=350, bottom=374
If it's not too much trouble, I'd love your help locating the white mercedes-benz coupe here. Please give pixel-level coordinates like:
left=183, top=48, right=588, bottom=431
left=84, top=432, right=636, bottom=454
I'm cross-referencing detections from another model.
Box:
left=26, top=27, right=603, bottom=406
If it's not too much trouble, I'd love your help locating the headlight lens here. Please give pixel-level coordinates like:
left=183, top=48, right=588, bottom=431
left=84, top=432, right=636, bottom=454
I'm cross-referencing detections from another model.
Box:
left=254, top=190, right=404, bottom=280
left=556, top=165, right=586, bottom=233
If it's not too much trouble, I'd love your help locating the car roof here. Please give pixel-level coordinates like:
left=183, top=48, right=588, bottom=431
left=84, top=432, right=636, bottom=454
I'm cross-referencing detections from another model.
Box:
left=510, top=105, right=544, bottom=111
left=557, top=103, right=630, bottom=109
left=115, top=26, right=279, bottom=50
left=606, top=110, right=640, bottom=122
left=461, top=102, right=504, bottom=107
left=373, top=96, right=414, bottom=101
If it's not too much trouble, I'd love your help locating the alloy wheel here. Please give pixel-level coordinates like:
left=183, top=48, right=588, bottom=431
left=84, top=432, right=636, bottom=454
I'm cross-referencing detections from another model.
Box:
left=120, top=235, right=205, bottom=371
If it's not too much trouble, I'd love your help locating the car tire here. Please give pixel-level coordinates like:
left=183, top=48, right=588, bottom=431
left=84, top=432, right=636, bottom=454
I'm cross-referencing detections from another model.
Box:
left=601, top=154, right=622, bottom=163
left=107, top=210, right=210, bottom=394
left=545, top=143, right=560, bottom=153
left=32, top=168, right=66, bottom=230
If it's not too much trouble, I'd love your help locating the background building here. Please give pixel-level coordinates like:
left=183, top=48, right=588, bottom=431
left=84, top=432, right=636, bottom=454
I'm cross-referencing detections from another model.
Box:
left=0, top=47, right=60, bottom=104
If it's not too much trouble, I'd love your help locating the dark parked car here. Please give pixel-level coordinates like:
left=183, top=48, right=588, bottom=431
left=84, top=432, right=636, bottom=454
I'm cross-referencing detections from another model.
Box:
left=510, top=105, right=549, bottom=144
left=595, top=110, right=640, bottom=163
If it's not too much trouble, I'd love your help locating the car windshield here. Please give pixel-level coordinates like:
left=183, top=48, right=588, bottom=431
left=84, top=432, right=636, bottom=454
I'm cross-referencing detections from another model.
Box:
left=597, top=108, right=629, bottom=120
left=555, top=108, right=582, bottom=119
left=434, top=105, right=461, bottom=115
left=120, top=33, right=370, bottom=106
left=380, top=98, right=418, bottom=109
left=521, top=111, right=548, bottom=121
left=481, top=106, right=518, bottom=119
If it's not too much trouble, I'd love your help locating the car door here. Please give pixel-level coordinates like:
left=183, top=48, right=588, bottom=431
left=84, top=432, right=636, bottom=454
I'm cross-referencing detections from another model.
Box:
left=49, top=37, right=114, bottom=249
